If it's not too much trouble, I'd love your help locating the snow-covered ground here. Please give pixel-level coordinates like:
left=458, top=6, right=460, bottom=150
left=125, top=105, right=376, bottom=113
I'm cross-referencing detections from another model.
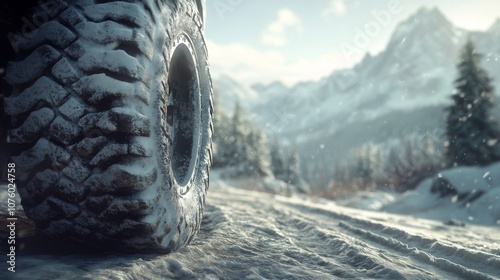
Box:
left=336, top=162, right=500, bottom=228
left=1, top=176, right=499, bottom=279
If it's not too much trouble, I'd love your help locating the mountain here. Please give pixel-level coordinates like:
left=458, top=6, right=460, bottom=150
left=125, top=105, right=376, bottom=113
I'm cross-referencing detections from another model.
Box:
left=213, top=7, right=500, bottom=166
left=247, top=7, right=497, bottom=139
left=213, top=74, right=259, bottom=114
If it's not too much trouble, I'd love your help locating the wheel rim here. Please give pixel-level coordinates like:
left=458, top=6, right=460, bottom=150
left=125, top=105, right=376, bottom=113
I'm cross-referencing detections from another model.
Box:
left=167, top=35, right=202, bottom=188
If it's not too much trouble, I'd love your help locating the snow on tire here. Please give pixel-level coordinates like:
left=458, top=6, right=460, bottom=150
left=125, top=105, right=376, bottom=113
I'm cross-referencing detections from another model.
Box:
left=4, top=0, right=213, bottom=252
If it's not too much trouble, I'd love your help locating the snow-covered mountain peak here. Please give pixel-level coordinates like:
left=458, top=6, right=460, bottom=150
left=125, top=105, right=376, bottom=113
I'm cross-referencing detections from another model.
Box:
left=389, top=7, right=457, bottom=46
left=418, top=7, right=449, bottom=20
left=407, top=7, right=453, bottom=29
left=382, top=6, right=463, bottom=76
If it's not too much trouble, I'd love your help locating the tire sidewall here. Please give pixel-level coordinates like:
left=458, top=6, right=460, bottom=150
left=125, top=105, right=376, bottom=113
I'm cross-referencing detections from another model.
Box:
left=154, top=1, right=212, bottom=249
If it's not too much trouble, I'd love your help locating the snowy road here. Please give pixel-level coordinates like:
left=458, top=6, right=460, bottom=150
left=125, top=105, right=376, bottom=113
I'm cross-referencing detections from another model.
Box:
left=1, top=182, right=500, bottom=279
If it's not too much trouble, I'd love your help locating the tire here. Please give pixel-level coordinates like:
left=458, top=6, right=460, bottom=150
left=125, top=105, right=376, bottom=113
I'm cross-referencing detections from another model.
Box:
left=4, top=0, right=213, bottom=252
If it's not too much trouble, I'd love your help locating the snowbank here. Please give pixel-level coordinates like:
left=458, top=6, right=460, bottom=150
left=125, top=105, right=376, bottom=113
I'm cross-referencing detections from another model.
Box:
left=382, top=162, right=500, bottom=226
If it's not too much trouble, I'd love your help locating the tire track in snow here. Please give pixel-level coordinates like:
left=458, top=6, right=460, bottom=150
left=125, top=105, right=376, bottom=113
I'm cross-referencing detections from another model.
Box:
left=338, top=221, right=498, bottom=280
left=269, top=203, right=447, bottom=279
left=1, top=185, right=498, bottom=279
left=276, top=197, right=500, bottom=280
left=341, top=216, right=500, bottom=276
left=269, top=207, right=409, bottom=279
left=211, top=188, right=445, bottom=279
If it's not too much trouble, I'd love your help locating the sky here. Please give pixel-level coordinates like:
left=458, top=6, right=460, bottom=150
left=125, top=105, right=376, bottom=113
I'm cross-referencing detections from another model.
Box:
left=205, top=0, right=500, bottom=87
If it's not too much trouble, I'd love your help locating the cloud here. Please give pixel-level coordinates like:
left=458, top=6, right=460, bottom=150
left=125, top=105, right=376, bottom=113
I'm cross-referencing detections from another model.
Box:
left=323, top=0, right=347, bottom=18
left=261, top=9, right=302, bottom=47
left=207, top=40, right=348, bottom=87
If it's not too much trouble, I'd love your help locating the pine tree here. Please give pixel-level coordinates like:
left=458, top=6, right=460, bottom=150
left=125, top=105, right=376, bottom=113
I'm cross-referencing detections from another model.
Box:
left=285, top=148, right=300, bottom=185
left=247, top=128, right=273, bottom=177
left=350, top=143, right=376, bottom=191
left=329, top=160, right=351, bottom=197
left=445, top=40, right=500, bottom=166
left=212, top=91, right=232, bottom=168
left=230, top=101, right=250, bottom=167
left=333, top=160, right=350, bottom=186
left=269, top=138, right=286, bottom=180
left=284, top=148, right=309, bottom=193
